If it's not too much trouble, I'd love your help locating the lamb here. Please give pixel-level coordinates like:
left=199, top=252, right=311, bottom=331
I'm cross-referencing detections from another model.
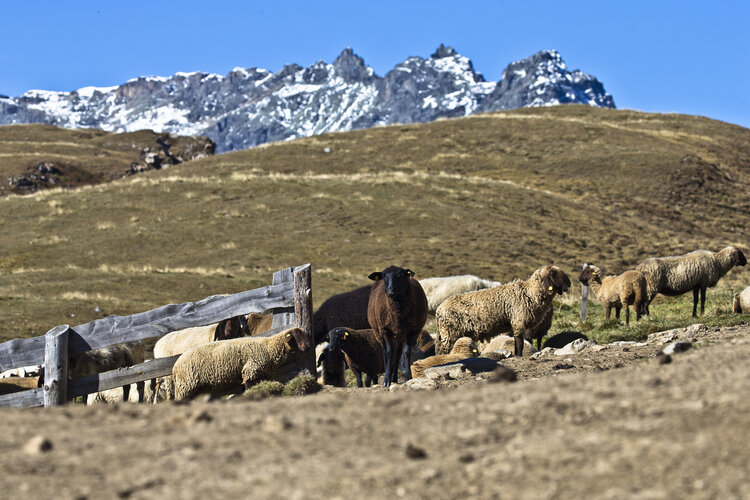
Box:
left=172, top=327, right=311, bottom=400
left=326, top=327, right=384, bottom=387
left=418, top=275, right=501, bottom=314
left=436, top=265, right=571, bottom=357
left=312, top=285, right=372, bottom=345
left=733, top=286, right=750, bottom=313
left=151, top=315, right=249, bottom=402
left=316, top=346, right=346, bottom=387
left=578, top=265, right=648, bottom=325
left=68, top=341, right=145, bottom=403
left=367, top=266, right=428, bottom=386
left=410, top=337, right=479, bottom=379
left=636, top=246, right=746, bottom=317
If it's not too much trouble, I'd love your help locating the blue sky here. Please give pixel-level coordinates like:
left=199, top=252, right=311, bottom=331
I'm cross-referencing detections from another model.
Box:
left=1, top=1, right=748, bottom=128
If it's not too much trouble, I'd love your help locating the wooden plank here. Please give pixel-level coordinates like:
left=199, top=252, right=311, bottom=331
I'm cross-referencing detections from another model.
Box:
left=68, top=355, right=181, bottom=399
left=43, top=325, right=69, bottom=407
left=0, top=388, right=44, bottom=408
left=0, top=282, right=295, bottom=370
left=272, top=267, right=295, bottom=328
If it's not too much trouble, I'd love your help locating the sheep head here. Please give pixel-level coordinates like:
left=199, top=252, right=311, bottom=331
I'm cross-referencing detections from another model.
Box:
left=729, top=246, right=747, bottom=267
left=578, top=265, right=602, bottom=285
left=450, top=337, right=479, bottom=357
left=540, top=265, right=571, bottom=295
left=213, top=315, right=249, bottom=341
left=283, top=327, right=311, bottom=352
left=325, top=327, right=349, bottom=354
left=368, top=266, right=416, bottom=300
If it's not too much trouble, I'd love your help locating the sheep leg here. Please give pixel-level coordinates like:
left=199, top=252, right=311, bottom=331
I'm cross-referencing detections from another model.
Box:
left=137, top=380, right=145, bottom=403
left=615, top=305, right=621, bottom=320
left=605, top=306, right=611, bottom=320
left=122, top=384, right=130, bottom=402
left=700, top=287, right=706, bottom=315
left=692, top=288, right=699, bottom=317
left=382, top=339, right=393, bottom=387
left=514, top=335, right=525, bottom=356
left=625, top=305, right=630, bottom=325
left=355, top=371, right=364, bottom=388
left=391, top=342, right=404, bottom=384
left=402, top=341, right=413, bottom=382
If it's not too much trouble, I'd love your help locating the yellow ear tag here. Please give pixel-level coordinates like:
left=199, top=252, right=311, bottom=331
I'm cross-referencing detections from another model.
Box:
left=286, top=333, right=291, bottom=338
left=548, top=286, right=554, bottom=291
left=344, top=331, right=349, bottom=337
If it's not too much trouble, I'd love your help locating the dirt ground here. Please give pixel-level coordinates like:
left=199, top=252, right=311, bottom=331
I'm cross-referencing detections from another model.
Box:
left=1, top=323, right=749, bottom=499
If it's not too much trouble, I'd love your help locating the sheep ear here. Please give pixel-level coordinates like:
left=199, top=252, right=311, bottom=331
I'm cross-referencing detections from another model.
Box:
left=406, top=269, right=415, bottom=278
left=344, top=331, right=349, bottom=337
left=368, top=272, right=382, bottom=281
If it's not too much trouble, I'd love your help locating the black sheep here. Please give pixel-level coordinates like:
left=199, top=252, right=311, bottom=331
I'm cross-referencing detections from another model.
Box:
left=312, top=285, right=371, bottom=345
left=326, top=327, right=384, bottom=387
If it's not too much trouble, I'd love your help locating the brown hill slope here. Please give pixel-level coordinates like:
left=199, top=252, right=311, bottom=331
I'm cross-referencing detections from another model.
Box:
left=0, top=105, right=748, bottom=341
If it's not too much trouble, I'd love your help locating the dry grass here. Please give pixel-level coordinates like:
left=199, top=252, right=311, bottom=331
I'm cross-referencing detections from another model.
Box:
left=0, top=105, right=748, bottom=343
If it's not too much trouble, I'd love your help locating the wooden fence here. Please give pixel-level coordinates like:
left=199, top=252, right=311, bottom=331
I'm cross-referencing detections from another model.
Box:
left=0, top=264, right=313, bottom=408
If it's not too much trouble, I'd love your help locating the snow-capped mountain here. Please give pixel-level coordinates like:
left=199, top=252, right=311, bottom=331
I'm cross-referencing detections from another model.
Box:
left=0, top=46, right=615, bottom=153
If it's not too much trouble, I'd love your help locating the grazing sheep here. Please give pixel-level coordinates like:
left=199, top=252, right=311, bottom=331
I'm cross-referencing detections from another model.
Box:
left=367, top=266, right=428, bottom=386
left=733, top=286, right=750, bottom=313
left=326, top=327, right=384, bottom=388
left=636, top=246, right=746, bottom=317
left=151, top=315, right=249, bottom=403
left=173, top=327, right=311, bottom=400
left=436, top=265, right=571, bottom=357
left=69, top=341, right=145, bottom=403
left=410, top=337, right=479, bottom=379
left=316, top=346, right=346, bottom=387
left=419, top=275, right=501, bottom=314
left=578, top=265, right=648, bottom=325
left=312, top=285, right=372, bottom=345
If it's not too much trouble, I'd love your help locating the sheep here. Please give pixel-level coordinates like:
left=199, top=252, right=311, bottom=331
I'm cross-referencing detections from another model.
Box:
left=326, top=327, right=384, bottom=387
left=367, top=266, right=428, bottom=386
left=246, top=312, right=273, bottom=336
left=0, top=376, right=41, bottom=395
left=578, top=265, right=648, bottom=325
left=636, top=246, right=746, bottom=317
left=68, top=341, right=145, bottom=403
left=151, top=315, right=249, bottom=403
left=418, top=275, right=501, bottom=314
left=312, top=285, right=372, bottom=345
left=87, top=382, right=154, bottom=404
left=410, top=337, right=479, bottom=378
left=436, top=265, right=571, bottom=357
left=480, top=335, right=537, bottom=358
left=543, top=331, right=589, bottom=349
left=733, top=286, right=750, bottom=313
left=316, top=346, right=346, bottom=387
left=173, top=327, right=311, bottom=400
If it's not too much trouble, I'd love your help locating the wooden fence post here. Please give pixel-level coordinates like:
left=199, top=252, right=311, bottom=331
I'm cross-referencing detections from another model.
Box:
left=580, top=263, right=589, bottom=323
left=293, top=264, right=314, bottom=374
left=43, top=324, right=70, bottom=407
left=272, top=267, right=296, bottom=328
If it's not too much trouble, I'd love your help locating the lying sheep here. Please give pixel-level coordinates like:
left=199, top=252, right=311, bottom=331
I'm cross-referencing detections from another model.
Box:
left=636, top=246, right=746, bottom=317
left=312, top=285, right=372, bottom=345
left=87, top=382, right=154, bottom=404
left=316, top=346, right=346, bottom=387
left=367, top=266, right=428, bottom=386
left=326, top=327, right=384, bottom=388
left=480, top=335, right=536, bottom=358
left=246, top=312, right=273, bottom=335
left=418, top=275, right=501, bottom=314
left=410, top=337, right=479, bottom=378
left=68, top=341, right=145, bottom=403
left=151, top=315, right=249, bottom=403
left=0, top=376, right=41, bottom=395
left=578, top=265, right=647, bottom=325
left=173, top=327, right=311, bottom=400
left=436, top=265, right=570, bottom=357
left=733, top=286, right=750, bottom=313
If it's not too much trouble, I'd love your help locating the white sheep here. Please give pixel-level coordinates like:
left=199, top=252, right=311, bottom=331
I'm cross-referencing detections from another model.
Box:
left=733, top=286, right=750, bottom=313
left=172, top=327, right=311, bottom=400
left=419, top=275, right=501, bottom=314
left=435, top=265, right=571, bottom=357
left=636, top=246, right=746, bottom=317
left=578, top=265, right=648, bottom=325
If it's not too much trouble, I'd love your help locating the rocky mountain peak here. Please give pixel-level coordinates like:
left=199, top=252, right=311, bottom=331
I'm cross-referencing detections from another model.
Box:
left=431, top=44, right=458, bottom=59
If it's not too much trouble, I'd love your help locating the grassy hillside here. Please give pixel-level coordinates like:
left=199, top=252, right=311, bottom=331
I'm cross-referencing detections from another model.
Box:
left=1, top=105, right=748, bottom=344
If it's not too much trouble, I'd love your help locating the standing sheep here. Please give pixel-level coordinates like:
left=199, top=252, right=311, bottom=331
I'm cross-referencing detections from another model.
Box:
left=312, top=285, right=372, bottom=345
left=636, top=246, right=746, bottom=317
left=733, top=286, right=750, bottom=313
left=316, top=347, right=347, bottom=387
left=418, top=275, right=501, bottom=314
left=68, top=341, right=145, bottom=403
left=173, top=327, right=311, bottom=400
left=578, top=265, right=648, bottom=325
left=410, top=337, right=479, bottom=378
left=326, top=327, right=384, bottom=388
left=367, top=266, right=428, bottom=387
left=436, top=265, right=570, bottom=357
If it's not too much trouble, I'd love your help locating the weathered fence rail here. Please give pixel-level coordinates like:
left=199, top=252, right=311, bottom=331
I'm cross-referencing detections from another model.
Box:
left=0, top=264, right=313, bottom=408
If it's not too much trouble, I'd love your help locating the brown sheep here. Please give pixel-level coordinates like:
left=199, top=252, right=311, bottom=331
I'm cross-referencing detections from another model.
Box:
left=578, top=265, right=648, bottom=325
left=410, top=337, right=479, bottom=378
left=367, top=266, right=428, bottom=386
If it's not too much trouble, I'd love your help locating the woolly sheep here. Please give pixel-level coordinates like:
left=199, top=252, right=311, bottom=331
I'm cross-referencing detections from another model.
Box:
left=480, top=335, right=537, bottom=358
left=173, top=327, right=311, bottom=400
left=578, top=265, right=648, bottom=325
left=436, top=265, right=570, bottom=357
left=636, top=246, right=746, bottom=317
left=326, top=327, right=384, bottom=387
left=87, top=382, right=155, bottom=404
left=367, top=266, right=428, bottom=386
left=246, top=312, right=273, bottom=336
left=68, top=341, right=145, bottom=403
left=418, top=275, right=501, bottom=314
left=151, top=315, right=249, bottom=402
left=312, top=285, right=372, bottom=345
left=733, top=286, right=750, bottom=313
left=0, top=376, right=41, bottom=395
left=410, top=337, right=479, bottom=378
